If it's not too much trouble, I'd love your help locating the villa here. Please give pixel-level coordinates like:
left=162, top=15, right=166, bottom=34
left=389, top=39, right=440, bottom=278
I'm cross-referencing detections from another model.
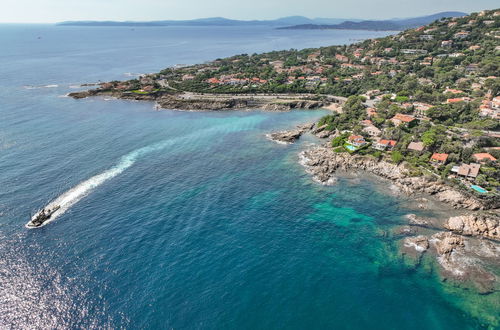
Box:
left=390, top=114, right=417, bottom=126
left=347, top=135, right=367, bottom=147
left=374, top=139, right=397, bottom=151
left=452, top=163, right=481, bottom=179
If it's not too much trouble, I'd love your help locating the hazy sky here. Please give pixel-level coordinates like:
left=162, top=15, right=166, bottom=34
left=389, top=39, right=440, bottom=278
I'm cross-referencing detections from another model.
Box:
left=1, top=0, right=499, bottom=23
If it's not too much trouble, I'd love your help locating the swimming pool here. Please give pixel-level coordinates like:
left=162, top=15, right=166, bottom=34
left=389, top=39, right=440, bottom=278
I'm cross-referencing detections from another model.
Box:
left=471, top=185, right=488, bottom=194
left=345, top=144, right=357, bottom=151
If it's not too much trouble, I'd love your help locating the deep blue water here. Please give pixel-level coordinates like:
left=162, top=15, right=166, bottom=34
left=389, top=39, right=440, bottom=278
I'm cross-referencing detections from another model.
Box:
left=0, top=25, right=495, bottom=328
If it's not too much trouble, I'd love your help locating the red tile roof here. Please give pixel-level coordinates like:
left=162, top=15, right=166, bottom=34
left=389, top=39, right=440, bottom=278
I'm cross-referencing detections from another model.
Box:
left=431, top=153, right=449, bottom=162
left=378, top=139, right=397, bottom=146
left=473, top=153, right=497, bottom=162
left=392, top=113, right=416, bottom=123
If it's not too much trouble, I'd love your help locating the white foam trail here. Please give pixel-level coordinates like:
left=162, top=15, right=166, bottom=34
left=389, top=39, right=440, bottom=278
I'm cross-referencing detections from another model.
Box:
left=26, top=138, right=178, bottom=228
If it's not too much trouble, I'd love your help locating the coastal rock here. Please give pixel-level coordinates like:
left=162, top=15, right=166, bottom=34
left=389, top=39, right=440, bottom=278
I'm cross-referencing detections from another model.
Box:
left=405, top=214, right=431, bottom=227
left=444, top=213, right=499, bottom=240
left=267, top=129, right=304, bottom=144
left=429, top=232, right=496, bottom=293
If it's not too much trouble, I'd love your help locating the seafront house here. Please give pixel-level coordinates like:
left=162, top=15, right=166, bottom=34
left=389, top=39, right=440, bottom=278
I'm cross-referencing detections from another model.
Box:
left=347, top=135, right=367, bottom=147
left=451, top=163, right=481, bottom=179
left=430, top=153, right=449, bottom=165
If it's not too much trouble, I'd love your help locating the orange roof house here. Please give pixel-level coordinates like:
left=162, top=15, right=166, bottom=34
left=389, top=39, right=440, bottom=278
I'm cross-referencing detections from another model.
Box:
left=390, top=114, right=417, bottom=126
left=347, top=135, right=367, bottom=147
left=431, top=153, right=449, bottom=164
left=473, top=153, right=497, bottom=163
left=374, top=139, right=397, bottom=151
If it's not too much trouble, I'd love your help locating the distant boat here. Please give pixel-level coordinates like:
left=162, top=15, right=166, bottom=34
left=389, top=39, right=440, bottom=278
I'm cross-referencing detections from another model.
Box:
left=26, top=205, right=60, bottom=228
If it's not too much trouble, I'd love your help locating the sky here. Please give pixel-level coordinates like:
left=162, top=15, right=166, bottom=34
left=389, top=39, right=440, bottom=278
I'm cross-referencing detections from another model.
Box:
left=0, top=0, right=498, bottom=23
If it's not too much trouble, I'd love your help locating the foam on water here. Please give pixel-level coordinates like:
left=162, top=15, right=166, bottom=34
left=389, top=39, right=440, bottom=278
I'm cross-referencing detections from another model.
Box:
left=26, top=116, right=264, bottom=228
left=26, top=137, right=180, bottom=228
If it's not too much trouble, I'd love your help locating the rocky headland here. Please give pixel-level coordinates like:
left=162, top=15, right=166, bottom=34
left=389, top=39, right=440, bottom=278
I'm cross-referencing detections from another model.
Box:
left=68, top=88, right=336, bottom=111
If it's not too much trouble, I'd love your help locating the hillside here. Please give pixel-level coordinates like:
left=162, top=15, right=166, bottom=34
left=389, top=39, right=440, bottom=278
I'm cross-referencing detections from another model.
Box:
left=57, top=16, right=350, bottom=27
left=279, top=11, right=467, bottom=30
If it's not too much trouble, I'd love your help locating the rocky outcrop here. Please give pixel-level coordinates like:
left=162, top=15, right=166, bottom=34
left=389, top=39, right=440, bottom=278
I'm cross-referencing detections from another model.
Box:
left=156, top=95, right=249, bottom=110
left=300, top=146, right=493, bottom=210
left=263, top=100, right=325, bottom=111
left=267, top=129, right=304, bottom=144
left=444, top=213, right=499, bottom=240
left=429, top=232, right=497, bottom=293
left=405, top=214, right=432, bottom=227
left=267, top=123, right=314, bottom=144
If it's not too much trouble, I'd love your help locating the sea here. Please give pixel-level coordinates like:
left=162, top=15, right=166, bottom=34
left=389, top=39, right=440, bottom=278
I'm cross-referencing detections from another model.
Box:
left=0, top=25, right=497, bottom=329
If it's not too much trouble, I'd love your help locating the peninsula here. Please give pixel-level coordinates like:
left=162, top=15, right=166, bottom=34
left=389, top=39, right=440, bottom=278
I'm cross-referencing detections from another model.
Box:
left=71, top=8, right=499, bottom=200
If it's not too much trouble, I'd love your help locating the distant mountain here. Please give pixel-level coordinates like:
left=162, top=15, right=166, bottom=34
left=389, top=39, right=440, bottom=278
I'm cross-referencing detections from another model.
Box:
left=58, top=16, right=357, bottom=27
left=279, top=11, right=467, bottom=31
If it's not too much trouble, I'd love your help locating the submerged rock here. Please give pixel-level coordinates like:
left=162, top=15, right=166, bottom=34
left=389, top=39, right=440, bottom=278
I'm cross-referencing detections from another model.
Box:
left=429, top=232, right=497, bottom=294
left=404, top=235, right=430, bottom=252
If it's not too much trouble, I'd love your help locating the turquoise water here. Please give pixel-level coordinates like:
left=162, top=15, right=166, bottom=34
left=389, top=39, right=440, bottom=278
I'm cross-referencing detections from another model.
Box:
left=0, top=25, right=497, bottom=328
left=471, top=185, right=488, bottom=194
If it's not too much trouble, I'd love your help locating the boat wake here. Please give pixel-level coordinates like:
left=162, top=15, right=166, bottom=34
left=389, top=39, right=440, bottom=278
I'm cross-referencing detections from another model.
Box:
left=26, top=138, right=179, bottom=228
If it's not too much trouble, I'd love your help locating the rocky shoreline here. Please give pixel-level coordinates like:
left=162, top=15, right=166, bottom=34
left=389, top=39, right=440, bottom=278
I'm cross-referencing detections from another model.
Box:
left=296, top=144, right=499, bottom=293
left=68, top=89, right=337, bottom=111
left=300, top=146, right=498, bottom=210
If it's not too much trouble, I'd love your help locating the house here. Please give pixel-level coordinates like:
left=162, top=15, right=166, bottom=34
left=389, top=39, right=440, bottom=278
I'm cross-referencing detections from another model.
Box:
left=430, top=153, right=449, bottom=164
left=446, top=97, right=471, bottom=104
left=454, top=31, right=469, bottom=39
left=363, top=125, right=381, bottom=137
left=347, top=135, right=367, bottom=147
left=401, top=49, right=428, bottom=55
left=390, top=114, right=417, bottom=126
left=207, top=77, right=221, bottom=84
left=444, top=88, right=464, bottom=94
left=419, top=35, right=434, bottom=41
left=441, top=40, right=453, bottom=47
left=366, top=108, right=378, bottom=117
left=466, top=64, right=479, bottom=73
left=473, top=153, right=497, bottom=163
left=335, top=54, right=349, bottom=63
left=374, top=139, right=397, bottom=151
left=452, top=163, right=481, bottom=179
left=407, top=142, right=424, bottom=152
